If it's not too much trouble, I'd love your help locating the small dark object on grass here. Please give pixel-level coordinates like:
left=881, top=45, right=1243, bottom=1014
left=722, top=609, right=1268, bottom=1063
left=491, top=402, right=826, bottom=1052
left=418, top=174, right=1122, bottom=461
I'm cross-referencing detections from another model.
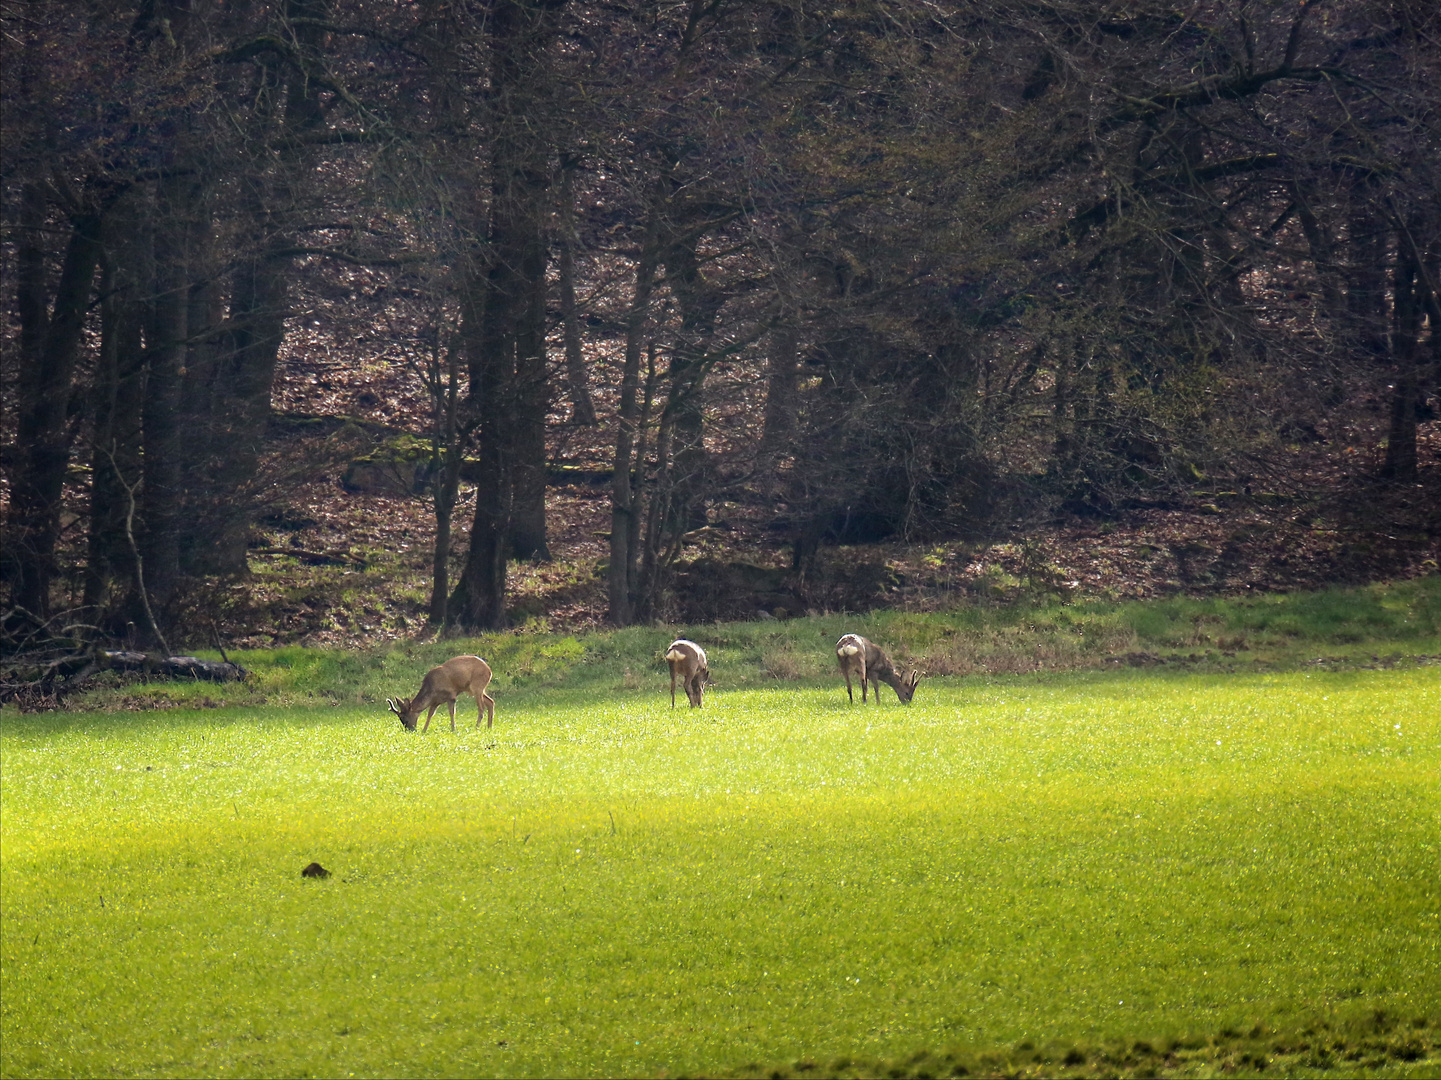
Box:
left=301, top=862, right=331, bottom=879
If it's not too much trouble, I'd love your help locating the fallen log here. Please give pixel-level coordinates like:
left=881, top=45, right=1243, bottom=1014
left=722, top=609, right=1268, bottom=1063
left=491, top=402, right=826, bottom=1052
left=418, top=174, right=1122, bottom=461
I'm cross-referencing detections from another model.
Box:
left=3, top=646, right=248, bottom=710
left=89, top=651, right=249, bottom=683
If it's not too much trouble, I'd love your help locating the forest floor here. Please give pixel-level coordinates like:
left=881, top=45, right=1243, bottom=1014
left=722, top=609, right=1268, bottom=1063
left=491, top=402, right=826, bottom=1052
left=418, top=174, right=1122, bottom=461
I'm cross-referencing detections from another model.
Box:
left=160, top=346, right=1441, bottom=654
left=0, top=315, right=1369, bottom=656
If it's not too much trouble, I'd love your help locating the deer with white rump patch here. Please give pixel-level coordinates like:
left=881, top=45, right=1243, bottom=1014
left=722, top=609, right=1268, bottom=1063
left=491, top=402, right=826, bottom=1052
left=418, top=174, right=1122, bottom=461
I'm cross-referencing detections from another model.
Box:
left=664, top=639, right=708, bottom=708
left=835, top=633, right=920, bottom=704
left=387, top=655, right=495, bottom=732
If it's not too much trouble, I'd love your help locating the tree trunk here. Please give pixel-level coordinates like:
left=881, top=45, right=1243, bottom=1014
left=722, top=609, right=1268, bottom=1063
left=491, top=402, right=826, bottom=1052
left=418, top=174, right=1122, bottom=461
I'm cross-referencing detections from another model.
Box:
left=451, top=242, right=514, bottom=629
left=663, top=234, right=723, bottom=531
left=558, top=154, right=598, bottom=426
left=9, top=205, right=105, bottom=621
left=635, top=343, right=673, bottom=623
left=14, top=183, right=46, bottom=379
left=6, top=181, right=47, bottom=606
left=429, top=341, right=465, bottom=626
left=185, top=237, right=290, bottom=578
left=137, top=174, right=192, bottom=623
left=1293, top=181, right=1344, bottom=319
left=177, top=3, right=320, bottom=580
left=1382, top=225, right=1425, bottom=482
left=608, top=198, right=663, bottom=626
left=1347, top=194, right=1389, bottom=358
left=85, top=199, right=150, bottom=621
left=758, top=322, right=799, bottom=490
left=449, top=0, right=565, bottom=628
left=509, top=209, right=552, bottom=562
left=451, top=293, right=513, bottom=629
left=1052, top=343, right=1075, bottom=477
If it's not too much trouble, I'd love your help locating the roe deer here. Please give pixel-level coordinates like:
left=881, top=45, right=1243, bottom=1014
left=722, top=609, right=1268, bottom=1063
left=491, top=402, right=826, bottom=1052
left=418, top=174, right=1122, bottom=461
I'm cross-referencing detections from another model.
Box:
left=387, top=654, right=495, bottom=732
left=664, top=639, right=708, bottom=708
left=835, top=633, right=920, bottom=704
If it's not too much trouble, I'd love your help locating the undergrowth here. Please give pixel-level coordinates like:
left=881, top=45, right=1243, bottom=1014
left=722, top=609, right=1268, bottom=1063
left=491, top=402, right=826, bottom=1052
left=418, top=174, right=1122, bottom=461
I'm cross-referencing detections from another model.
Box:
left=61, top=576, right=1441, bottom=713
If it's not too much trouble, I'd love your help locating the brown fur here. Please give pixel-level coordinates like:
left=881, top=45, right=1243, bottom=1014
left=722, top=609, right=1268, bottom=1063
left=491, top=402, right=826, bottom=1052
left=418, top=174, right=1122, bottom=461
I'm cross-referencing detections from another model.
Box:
left=387, top=655, right=495, bottom=732
left=664, top=639, right=709, bottom=707
left=835, top=633, right=920, bottom=704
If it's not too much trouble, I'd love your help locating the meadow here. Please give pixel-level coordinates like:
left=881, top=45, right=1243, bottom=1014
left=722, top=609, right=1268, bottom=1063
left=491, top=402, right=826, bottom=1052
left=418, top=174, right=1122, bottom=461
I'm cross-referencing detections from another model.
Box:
left=2, top=583, right=1440, bottom=1078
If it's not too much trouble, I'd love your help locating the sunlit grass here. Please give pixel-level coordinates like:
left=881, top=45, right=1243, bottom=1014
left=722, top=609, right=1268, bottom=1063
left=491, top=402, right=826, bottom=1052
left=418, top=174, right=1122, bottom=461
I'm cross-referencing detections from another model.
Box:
left=3, top=666, right=1438, bottom=1078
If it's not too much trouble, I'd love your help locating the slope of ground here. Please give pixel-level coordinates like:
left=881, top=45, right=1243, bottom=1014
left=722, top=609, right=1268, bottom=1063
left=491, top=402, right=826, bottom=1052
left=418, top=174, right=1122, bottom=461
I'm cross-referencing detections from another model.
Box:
left=177, top=363, right=1439, bottom=652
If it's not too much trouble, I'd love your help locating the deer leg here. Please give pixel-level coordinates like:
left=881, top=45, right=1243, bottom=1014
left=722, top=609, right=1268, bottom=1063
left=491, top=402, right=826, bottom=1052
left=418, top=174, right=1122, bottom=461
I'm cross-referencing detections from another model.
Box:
left=483, top=691, right=495, bottom=728
left=843, top=668, right=854, bottom=702
left=448, top=698, right=458, bottom=732
left=422, top=704, right=441, bottom=733
left=670, top=668, right=678, bottom=707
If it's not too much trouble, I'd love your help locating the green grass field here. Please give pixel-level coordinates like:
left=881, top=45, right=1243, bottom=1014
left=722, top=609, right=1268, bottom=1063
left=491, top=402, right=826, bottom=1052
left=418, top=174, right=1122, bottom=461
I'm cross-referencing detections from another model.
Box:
left=3, top=647, right=1438, bottom=1077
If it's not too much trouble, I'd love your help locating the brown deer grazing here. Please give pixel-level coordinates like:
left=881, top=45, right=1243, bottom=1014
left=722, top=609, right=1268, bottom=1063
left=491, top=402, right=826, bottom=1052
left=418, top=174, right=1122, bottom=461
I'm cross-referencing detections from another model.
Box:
left=835, top=633, right=920, bottom=704
left=664, top=639, right=708, bottom=708
left=387, top=655, right=495, bottom=732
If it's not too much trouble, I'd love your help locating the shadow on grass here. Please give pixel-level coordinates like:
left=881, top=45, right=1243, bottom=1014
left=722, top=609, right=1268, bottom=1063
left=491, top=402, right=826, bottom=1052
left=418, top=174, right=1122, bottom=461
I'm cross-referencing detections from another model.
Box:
left=707, top=1010, right=1440, bottom=1079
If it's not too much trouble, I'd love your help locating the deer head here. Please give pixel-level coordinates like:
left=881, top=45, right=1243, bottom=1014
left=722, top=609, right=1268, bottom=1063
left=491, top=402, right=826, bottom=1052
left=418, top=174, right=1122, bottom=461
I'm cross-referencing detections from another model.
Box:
left=386, top=696, right=418, bottom=730
left=896, top=669, right=922, bottom=703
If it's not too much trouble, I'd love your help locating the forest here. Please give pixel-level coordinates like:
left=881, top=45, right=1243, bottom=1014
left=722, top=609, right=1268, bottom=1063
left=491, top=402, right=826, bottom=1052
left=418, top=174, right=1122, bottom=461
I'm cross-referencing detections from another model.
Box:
left=3, top=0, right=1438, bottom=671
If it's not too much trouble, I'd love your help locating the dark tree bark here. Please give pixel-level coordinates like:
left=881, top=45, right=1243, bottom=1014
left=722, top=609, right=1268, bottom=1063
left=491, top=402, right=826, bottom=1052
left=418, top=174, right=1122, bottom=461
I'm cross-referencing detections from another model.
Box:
left=1382, top=219, right=1433, bottom=483
left=1293, top=180, right=1344, bottom=321
left=137, top=172, right=193, bottom=617
left=509, top=200, right=552, bottom=562
left=635, top=343, right=679, bottom=624
left=85, top=197, right=150, bottom=619
left=6, top=181, right=49, bottom=606
left=662, top=232, right=724, bottom=530
left=558, top=154, right=598, bottom=426
left=1347, top=193, right=1389, bottom=358
left=758, top=321, right=800, bottom=489
left=185, top=237, right=291, bottom=577
left=608, top=196, right=664, bottom=626
left=450, top=0, right=566, bottom=629
left=452, top=251, right=514, bottom=628
left=179, top=0, right=323, bottom=577
left=427, top=337, right=466, bottom=627
left=14, top=183, right=46, bottom=380
left=9, top=203, right=106, bottom=621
